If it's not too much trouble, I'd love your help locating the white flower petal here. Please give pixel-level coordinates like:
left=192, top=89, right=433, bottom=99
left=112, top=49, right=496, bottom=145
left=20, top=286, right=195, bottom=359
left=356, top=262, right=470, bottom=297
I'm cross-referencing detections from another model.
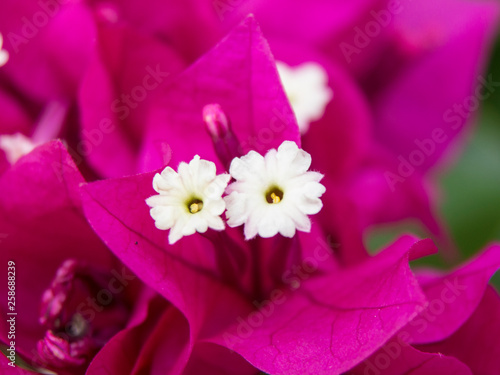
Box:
left=0, top=50, right=8, bottom=68
left=243, top=213, right=260, bottom=240
left=153, top=168, right=183, bottom=193
left=243, top=206, right=268, bottom=240
left=276, top=141, right=312, bottom=176
left=229, top=151, right=265, bottom=181
left=168, top=217, right=187, bottom=244
left=204, top=173, right=231, bottom=199
left=177, top=160, right=195, bottom=192
left=0, top=33, right=8, bottom=68
left=205, top=198, right=226, bottom=216
left=185, top=214, right=208, bottom=234
left=204, top=214, right=225, bottom=231
left=298, top=197, right=323, bottom=216
left=263, top=149, right=279, bottom=177
left=304, top=181, right=327, bottom=199
left=189, top=156, right=217, bottom=191
left=224, top=192, right=248, bottom=227
left=0, top=133, right=37, bottom=165
left=151, top=207, right=176, bottom=230
left=277, top=215, right=297, bottom=238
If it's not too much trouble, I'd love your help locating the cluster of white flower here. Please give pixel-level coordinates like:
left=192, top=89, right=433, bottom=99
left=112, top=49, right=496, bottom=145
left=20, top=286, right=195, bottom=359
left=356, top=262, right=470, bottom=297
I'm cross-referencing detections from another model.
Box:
left=146, top=141, right=326, bottom=244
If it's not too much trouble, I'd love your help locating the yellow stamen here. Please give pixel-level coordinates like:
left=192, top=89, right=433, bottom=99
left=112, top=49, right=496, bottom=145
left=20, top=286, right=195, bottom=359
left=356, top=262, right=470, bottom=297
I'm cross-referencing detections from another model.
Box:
left=266, top=186, right=284, bottom=204
left=188, top=199, right=203, bottom=214
left=270, top=192, right=281, bottom=204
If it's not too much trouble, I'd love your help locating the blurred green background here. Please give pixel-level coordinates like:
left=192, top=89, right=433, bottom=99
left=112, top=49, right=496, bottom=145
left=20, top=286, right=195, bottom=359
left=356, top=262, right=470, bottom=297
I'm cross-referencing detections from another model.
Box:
left=367, top=35, right=500, bottom=286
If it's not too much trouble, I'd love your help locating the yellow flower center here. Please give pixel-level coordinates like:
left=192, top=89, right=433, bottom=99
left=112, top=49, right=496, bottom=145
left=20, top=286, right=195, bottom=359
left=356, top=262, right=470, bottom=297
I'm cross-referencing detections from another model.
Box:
left=187, top=198, right=204, bottom=214
left=265, top=186, right=284, bottom=204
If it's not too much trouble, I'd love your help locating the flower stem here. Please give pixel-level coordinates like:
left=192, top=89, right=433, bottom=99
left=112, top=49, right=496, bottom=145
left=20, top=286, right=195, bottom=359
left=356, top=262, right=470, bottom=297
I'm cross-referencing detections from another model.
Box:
left=201, top=231, right=249, bottom=296
left=251, top=239, right=264, bottom=301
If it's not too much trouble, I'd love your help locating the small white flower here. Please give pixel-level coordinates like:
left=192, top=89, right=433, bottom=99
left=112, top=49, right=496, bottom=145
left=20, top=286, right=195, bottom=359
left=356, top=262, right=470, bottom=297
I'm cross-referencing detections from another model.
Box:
left=0, top=133, right=37, bottom=165
left=146, top=155, right=230, bottom=244
left=276, top=61, right=333, bottom=134
left=0, top=33, right=9, bottom=67
left=225, top=141, right=326, bottom=240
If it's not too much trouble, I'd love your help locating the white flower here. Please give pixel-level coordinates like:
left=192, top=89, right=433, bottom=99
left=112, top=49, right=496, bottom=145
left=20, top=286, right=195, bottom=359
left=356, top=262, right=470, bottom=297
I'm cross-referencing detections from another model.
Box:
left=276, top=61, right=333, bottom=134
left=0, top=33, right=9, bottom=67
left=224, top=141, right=325, bottom=240
left=0, top=133, right=37, bottom=165
left=146, top=155, right=230, bottom=244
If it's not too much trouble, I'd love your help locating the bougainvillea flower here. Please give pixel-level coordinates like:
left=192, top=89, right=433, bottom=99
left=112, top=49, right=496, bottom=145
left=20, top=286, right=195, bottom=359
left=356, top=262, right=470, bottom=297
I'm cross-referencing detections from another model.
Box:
left=211, top=0, right=500, bottom=254
left=80, top=18, right=440, bottom=374
left=225, top=141, right=326, bottom=239
left=351, top=243, right=500, bottom=374
left=0, top=1, right=497, bottom=374
left=135, top=16, right=376, bottom=266
left=2, top=0, right=498, bottom=244
left=82, top=150, right=436, bottom=375
left=146, top=155, right=230, bottom=244
left=0, top=141, right=143, bottom=374
left=179, top=17, right=436, bottom=263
